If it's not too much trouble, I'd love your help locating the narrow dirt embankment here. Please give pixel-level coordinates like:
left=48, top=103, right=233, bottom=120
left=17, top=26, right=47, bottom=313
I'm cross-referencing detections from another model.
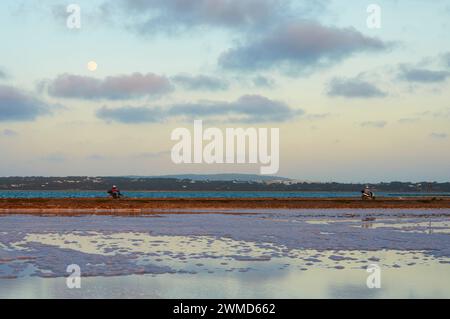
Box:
left=0, top=197, right=449, bottom=215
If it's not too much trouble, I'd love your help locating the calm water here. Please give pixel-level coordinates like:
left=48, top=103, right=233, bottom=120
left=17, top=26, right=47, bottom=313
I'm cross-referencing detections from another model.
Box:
left=1, top=211, right=450, bottom=298
left=1, top=190, right=449, bottom=199
left=2, top=263, right=449, bottom=299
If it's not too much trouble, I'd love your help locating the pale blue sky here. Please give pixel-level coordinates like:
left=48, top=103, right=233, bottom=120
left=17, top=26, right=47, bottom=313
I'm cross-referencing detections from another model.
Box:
left=0, top=0, right=449, bottom=182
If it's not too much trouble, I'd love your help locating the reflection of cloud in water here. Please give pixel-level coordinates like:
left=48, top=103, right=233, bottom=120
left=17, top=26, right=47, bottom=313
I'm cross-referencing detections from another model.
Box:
left=328, top=283, right=381, bottom=299
left=2, top=263, right=449, bottom=298
left=1, top=231, right=448, bottom=281
left=1, top=211, right=450, bottom=298
left=355, top=220, right=450, bottom=234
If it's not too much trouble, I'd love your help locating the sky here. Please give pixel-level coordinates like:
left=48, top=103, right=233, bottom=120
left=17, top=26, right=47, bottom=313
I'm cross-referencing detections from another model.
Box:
left=0, top=0, right=450, bottom=182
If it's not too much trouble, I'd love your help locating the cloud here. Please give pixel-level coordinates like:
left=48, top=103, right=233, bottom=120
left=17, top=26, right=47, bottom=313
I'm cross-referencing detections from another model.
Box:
left=41, top=153, right=66, bottom=163
left=0, top=68, right=7, bottom=80
left=252, top=76, right=275, bottom=88
left=50, top=3, right=114, bottom=28
left=415, top=108, right=450, bottom=119
left=219, top=21, right=389, bottom=73
left=97, top=105, right=164, bottom=124
left=46, top=73, right=173, bottom=100
left=86, top=154, right=108, bottom=161
left=398, top=118, right=420, bottom=124
left=360, top=121, right=387, bottom=128
left=171, top=74, right=229, bottom=91
left=327, top=77, right=387, bottom=98
left=97, top=94, right=303, bottom=124
left=304, top=113, right=333, bottom=120
left=1, top=129, right=18, bottom=137
left=118, top=0, right=292, bottom=33
left=398, top=66, right=450, bottom=83
left=135, top=151, right=170, bottom=159
left=396, top=52, right=450, bottom=84
left=0, top=85, right=53, bottom=122
left=441, top=52, right=450, bottom=68
left=169, top=94, right=302, bottom=122
left=430, top=132, right=448, bottom=139
left=115, top=0, right=335, bottom=35
left=50, top=4, right=71, bottom=25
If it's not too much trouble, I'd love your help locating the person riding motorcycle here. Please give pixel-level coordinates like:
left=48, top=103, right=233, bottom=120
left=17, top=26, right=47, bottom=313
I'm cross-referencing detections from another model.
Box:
left=361, top=186, right=375, bottom=200
left=107, top=185, right=122, bottom=199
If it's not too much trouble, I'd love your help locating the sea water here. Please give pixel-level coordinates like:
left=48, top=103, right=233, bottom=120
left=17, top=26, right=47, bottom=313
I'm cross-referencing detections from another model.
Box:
left=0, top=190, right=449, bottom=199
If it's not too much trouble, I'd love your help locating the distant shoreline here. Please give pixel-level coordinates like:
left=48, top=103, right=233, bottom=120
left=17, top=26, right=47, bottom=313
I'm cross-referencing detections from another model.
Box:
left=1, top=197, right=450, bottom=215
left=2, top=177, right=450, bottom=192
left=0, top=190, right=384, bottom=192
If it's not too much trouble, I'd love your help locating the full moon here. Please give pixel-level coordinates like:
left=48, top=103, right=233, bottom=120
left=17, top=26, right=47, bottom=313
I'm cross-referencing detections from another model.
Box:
left=87, top=61, right=98, bottom=72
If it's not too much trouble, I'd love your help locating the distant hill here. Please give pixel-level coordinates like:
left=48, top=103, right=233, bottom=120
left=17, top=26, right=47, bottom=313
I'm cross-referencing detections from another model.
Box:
left=0, top=176, right=449, bottom=192
left=153, top=174, right=291, bottom=182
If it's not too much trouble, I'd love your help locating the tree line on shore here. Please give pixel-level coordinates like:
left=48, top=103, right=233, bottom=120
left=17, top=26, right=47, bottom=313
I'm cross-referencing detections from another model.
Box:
left=0, top=177, right=449, bottom=192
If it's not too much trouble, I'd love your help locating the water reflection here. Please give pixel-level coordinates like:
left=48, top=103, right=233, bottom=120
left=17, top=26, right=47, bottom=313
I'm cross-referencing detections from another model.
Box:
left=1, top=263, right=449, bottom=299
left=1, top=211, right=449, bottom=298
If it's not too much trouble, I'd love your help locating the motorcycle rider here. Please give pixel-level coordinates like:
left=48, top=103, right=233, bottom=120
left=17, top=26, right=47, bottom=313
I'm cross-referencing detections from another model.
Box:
left=361, top=186, right=375, bottom=199
left=108, top=185, right=122, bottom=198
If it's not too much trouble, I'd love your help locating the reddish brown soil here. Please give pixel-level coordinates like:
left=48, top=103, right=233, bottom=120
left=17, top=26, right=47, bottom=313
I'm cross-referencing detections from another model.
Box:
left=0, top=197, right=449, bottom=215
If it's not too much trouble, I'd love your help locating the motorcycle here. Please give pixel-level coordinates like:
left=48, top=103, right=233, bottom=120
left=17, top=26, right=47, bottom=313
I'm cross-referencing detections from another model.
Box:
left=361, top=192, right=376, bottom=200
left=107, top=190, right=122, bottom=199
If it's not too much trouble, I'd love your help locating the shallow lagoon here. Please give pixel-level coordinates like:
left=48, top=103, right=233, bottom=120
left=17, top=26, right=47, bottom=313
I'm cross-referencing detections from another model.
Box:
left=1, top=190, right=450, bottom=199
left=2, top=262, right=449, bottom=299
left=1, top=209, right=449, bottom=298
